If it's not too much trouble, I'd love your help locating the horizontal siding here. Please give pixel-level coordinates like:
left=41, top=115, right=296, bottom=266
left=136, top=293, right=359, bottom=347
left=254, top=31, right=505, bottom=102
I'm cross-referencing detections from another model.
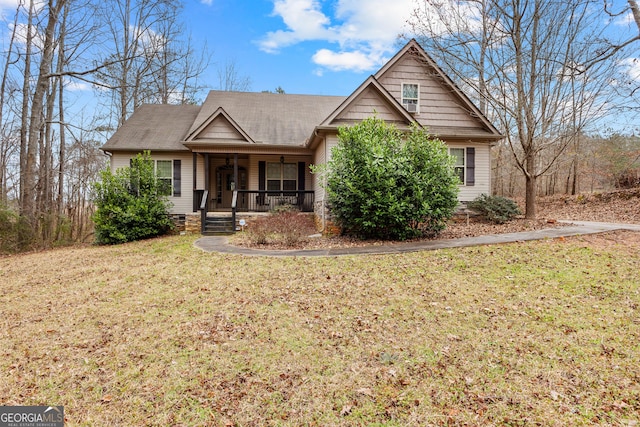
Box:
left=197, top=116, right=244, bottom=140
left=247, top=154, right=313, bottom=191
left=447, top=142, right=491, bottom=201
left=336, top=87, right=402, bottom=122
left=310, top=137, right=490, bottom=204
left=196, top=154, right=205, bottom=189
left=312, top=136, right=328, bottom=202
left=110, top=151, right=195, bottom=215
left=378, top=56, right=482, bottom=130
left=316, top=134, right=341, bottom=204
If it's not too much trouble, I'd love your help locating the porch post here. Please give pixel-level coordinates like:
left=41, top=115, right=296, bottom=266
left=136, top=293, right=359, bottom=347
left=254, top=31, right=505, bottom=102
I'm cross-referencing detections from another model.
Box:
left=192, top=152, right=197, bottom=212
left=204, top=154, right=210, bottom=194
left=233, top=153, right=238, bottom=191
left=192, top=152, right=197, bottom=191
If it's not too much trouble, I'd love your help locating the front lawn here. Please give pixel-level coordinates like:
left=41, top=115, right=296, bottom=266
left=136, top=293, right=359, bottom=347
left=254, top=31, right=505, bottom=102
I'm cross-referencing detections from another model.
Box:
left=0, top=233, right=638, bottom=426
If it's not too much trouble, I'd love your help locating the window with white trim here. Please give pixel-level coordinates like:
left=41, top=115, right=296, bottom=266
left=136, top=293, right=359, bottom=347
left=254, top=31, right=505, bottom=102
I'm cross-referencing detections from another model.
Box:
left=449, top=148, right=465, bottom=184
left=402, top=83, right=419, bottom=113
left=267, top=162, right=297, bottom=193
left=155, top=160, right=173, bottom=196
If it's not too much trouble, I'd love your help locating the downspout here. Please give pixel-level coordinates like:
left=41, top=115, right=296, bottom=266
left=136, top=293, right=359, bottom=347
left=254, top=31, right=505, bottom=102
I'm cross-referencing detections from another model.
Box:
left=322, top=133, right=327, bottom=233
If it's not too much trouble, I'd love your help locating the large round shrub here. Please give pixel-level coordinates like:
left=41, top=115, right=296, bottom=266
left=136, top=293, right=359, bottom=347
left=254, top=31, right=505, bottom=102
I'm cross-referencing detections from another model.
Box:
left=92, top=151, right=173, bottom=244
left=321, top=117, right=460, bottom=240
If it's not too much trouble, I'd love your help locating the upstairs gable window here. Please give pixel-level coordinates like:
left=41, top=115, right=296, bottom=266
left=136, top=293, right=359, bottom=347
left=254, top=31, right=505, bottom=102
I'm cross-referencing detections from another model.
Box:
left=402, top=83, right=419, bottom=113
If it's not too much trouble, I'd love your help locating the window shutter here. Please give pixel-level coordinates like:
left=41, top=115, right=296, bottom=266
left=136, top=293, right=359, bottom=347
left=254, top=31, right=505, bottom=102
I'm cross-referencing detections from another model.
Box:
left=173, top=159, right=181, bottom=197
left=466, top=147, right=475, bottom=186
left=258, top=161, right=266, bottom=205
left=297, top=162, right=306, bottom=190
left=259, top=161, right=266, bottom=191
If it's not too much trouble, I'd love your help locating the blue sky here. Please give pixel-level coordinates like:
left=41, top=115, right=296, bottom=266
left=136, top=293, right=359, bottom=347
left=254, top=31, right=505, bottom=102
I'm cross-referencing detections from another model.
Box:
left=184, top=0, right=416, bottom=95
left=1, top=0, right=639, bottom=131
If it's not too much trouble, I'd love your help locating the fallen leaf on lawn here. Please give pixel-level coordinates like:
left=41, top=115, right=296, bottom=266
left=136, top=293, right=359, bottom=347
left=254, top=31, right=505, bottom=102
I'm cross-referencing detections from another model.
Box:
left=356, top=388, right=374, bottom=397
left=340, top=404, right=352, bottom=416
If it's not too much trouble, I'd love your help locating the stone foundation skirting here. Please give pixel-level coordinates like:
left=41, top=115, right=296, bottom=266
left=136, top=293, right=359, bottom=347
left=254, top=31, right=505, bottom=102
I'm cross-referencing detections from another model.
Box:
left=185, top=213, right=201, bottom=234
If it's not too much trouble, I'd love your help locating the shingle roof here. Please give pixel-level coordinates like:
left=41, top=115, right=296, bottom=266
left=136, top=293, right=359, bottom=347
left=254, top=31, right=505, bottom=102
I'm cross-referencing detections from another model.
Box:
left=187, top=91, right=345, bottom=146
left=102, top=104, right=201, bottom=152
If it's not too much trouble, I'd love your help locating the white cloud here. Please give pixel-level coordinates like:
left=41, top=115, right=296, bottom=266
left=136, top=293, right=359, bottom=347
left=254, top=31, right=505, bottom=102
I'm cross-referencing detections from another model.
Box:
left=258, top=0, right=415, bottom=72
left=64, top=79, right=91, bottom=92
left=621, top=57, right=640, bottom=81
left=258, top=0, right=485, bottom=74
left=200, top=0, right=213, bottom=5
left=0, top=0, right=19, bottom=11
left=613, top=9, right=635, bottom=27
left=259, top=0, right=334, bottom=53
left=312, top=48, right=379, bottom=72
left=10, top=22, right=45, bottom=50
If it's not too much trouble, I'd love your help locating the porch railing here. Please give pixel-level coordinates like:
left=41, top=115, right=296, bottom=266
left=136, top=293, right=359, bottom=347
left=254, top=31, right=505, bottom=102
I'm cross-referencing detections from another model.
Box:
left=199, top=189, right=209, bottom=234
left=234, top=190, right=315, bottom=212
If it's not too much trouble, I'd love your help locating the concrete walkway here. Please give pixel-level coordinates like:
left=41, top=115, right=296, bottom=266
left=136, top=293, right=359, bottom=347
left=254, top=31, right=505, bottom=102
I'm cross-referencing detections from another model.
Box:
left=193, top=220, right=640, bottom=257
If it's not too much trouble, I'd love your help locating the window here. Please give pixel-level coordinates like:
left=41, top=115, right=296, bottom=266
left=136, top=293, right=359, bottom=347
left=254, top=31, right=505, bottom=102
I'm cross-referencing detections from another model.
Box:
left=449, top=148, right=465, bottom=184
left=155, top=160, right=173, bottom=196
left=267, top=162, right=297, bottom=194
left=402, top=83, right=419, bottom=113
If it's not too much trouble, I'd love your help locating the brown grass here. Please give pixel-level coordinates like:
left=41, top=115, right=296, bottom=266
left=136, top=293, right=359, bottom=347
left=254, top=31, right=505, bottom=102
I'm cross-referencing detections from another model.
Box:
left=1, top=233, right=639, bottom=426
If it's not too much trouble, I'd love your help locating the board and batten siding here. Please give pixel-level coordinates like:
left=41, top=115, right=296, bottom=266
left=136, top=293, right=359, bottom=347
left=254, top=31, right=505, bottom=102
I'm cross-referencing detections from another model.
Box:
left=377, top=55, right=483, bottom=130
left=109, top=151, right=194, bottom=215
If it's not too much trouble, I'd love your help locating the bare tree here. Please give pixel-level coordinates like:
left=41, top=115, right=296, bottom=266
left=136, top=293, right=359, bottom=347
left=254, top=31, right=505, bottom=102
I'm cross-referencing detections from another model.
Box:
left=0, top=0, right=209, bottom=249
left=409, top=0, right=622, bottom=218
left=23, top=0, right=67, bottom=224
left=93, top=0, right=209, bottom=128
left=217, top=59, right=252, bottom=92
left=0, top=2, right=22, bottom=205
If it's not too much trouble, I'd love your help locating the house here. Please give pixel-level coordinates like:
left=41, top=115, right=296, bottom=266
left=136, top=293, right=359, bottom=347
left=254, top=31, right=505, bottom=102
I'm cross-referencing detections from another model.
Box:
left=101, top=39, right=503, bottom=233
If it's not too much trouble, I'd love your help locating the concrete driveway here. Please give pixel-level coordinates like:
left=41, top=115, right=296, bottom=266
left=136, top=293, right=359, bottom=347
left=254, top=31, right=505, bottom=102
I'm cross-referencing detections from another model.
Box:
left=194, top=220, right=640, bottom=257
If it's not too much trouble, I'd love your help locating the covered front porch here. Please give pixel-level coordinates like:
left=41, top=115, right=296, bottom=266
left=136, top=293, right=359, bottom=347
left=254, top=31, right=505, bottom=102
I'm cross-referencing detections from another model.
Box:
left=191, top=152, right=315, bottom=233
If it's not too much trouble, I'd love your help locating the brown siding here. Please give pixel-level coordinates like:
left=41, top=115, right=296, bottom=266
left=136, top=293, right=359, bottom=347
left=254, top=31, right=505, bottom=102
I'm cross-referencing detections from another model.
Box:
left=378, top=56, right=482, bottom=130
left=111, top=151, right=195, bottom=215
left=335, top=87, right=405, bottom=122
left=447, top=142, right=491, bottom=201
left=195, top=116, right=245, bottom=140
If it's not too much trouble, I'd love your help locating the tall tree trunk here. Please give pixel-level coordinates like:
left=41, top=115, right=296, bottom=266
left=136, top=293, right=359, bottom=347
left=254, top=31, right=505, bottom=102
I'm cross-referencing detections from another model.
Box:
left=23, top=0, right=65, bottom=224
left=628, top=0, right=640, bottom=31
left=20, top=0, right=34, bottom=214
left=56, top=2, right=68, bottom=240
left=524, top=150, right=537, bottom=219
left=0, top=3, right=20, bottom=206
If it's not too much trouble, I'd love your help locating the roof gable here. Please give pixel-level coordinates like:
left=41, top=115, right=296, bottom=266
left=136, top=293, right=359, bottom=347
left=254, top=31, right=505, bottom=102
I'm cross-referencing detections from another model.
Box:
left=185, top=107, right=254, bottom=144
left=320, top=76, right=416, bottom=127
left=375, top=39, right=502, bottom=139
left=189, top=92, right=344, bottom=146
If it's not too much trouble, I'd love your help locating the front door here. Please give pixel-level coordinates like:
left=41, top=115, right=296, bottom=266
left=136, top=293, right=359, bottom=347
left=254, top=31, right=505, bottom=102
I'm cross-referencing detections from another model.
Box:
left=216, top=167, right=247, bottom=209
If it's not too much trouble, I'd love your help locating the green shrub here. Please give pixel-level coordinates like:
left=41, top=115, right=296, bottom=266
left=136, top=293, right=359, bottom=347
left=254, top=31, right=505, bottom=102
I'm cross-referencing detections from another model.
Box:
left=467, top=194, right=522, bottom=224
left=315, top=117, right=459, bottom=240
left=0, top=205, right=37, bottom=253
left=92, top=151, right=173, bottom=244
